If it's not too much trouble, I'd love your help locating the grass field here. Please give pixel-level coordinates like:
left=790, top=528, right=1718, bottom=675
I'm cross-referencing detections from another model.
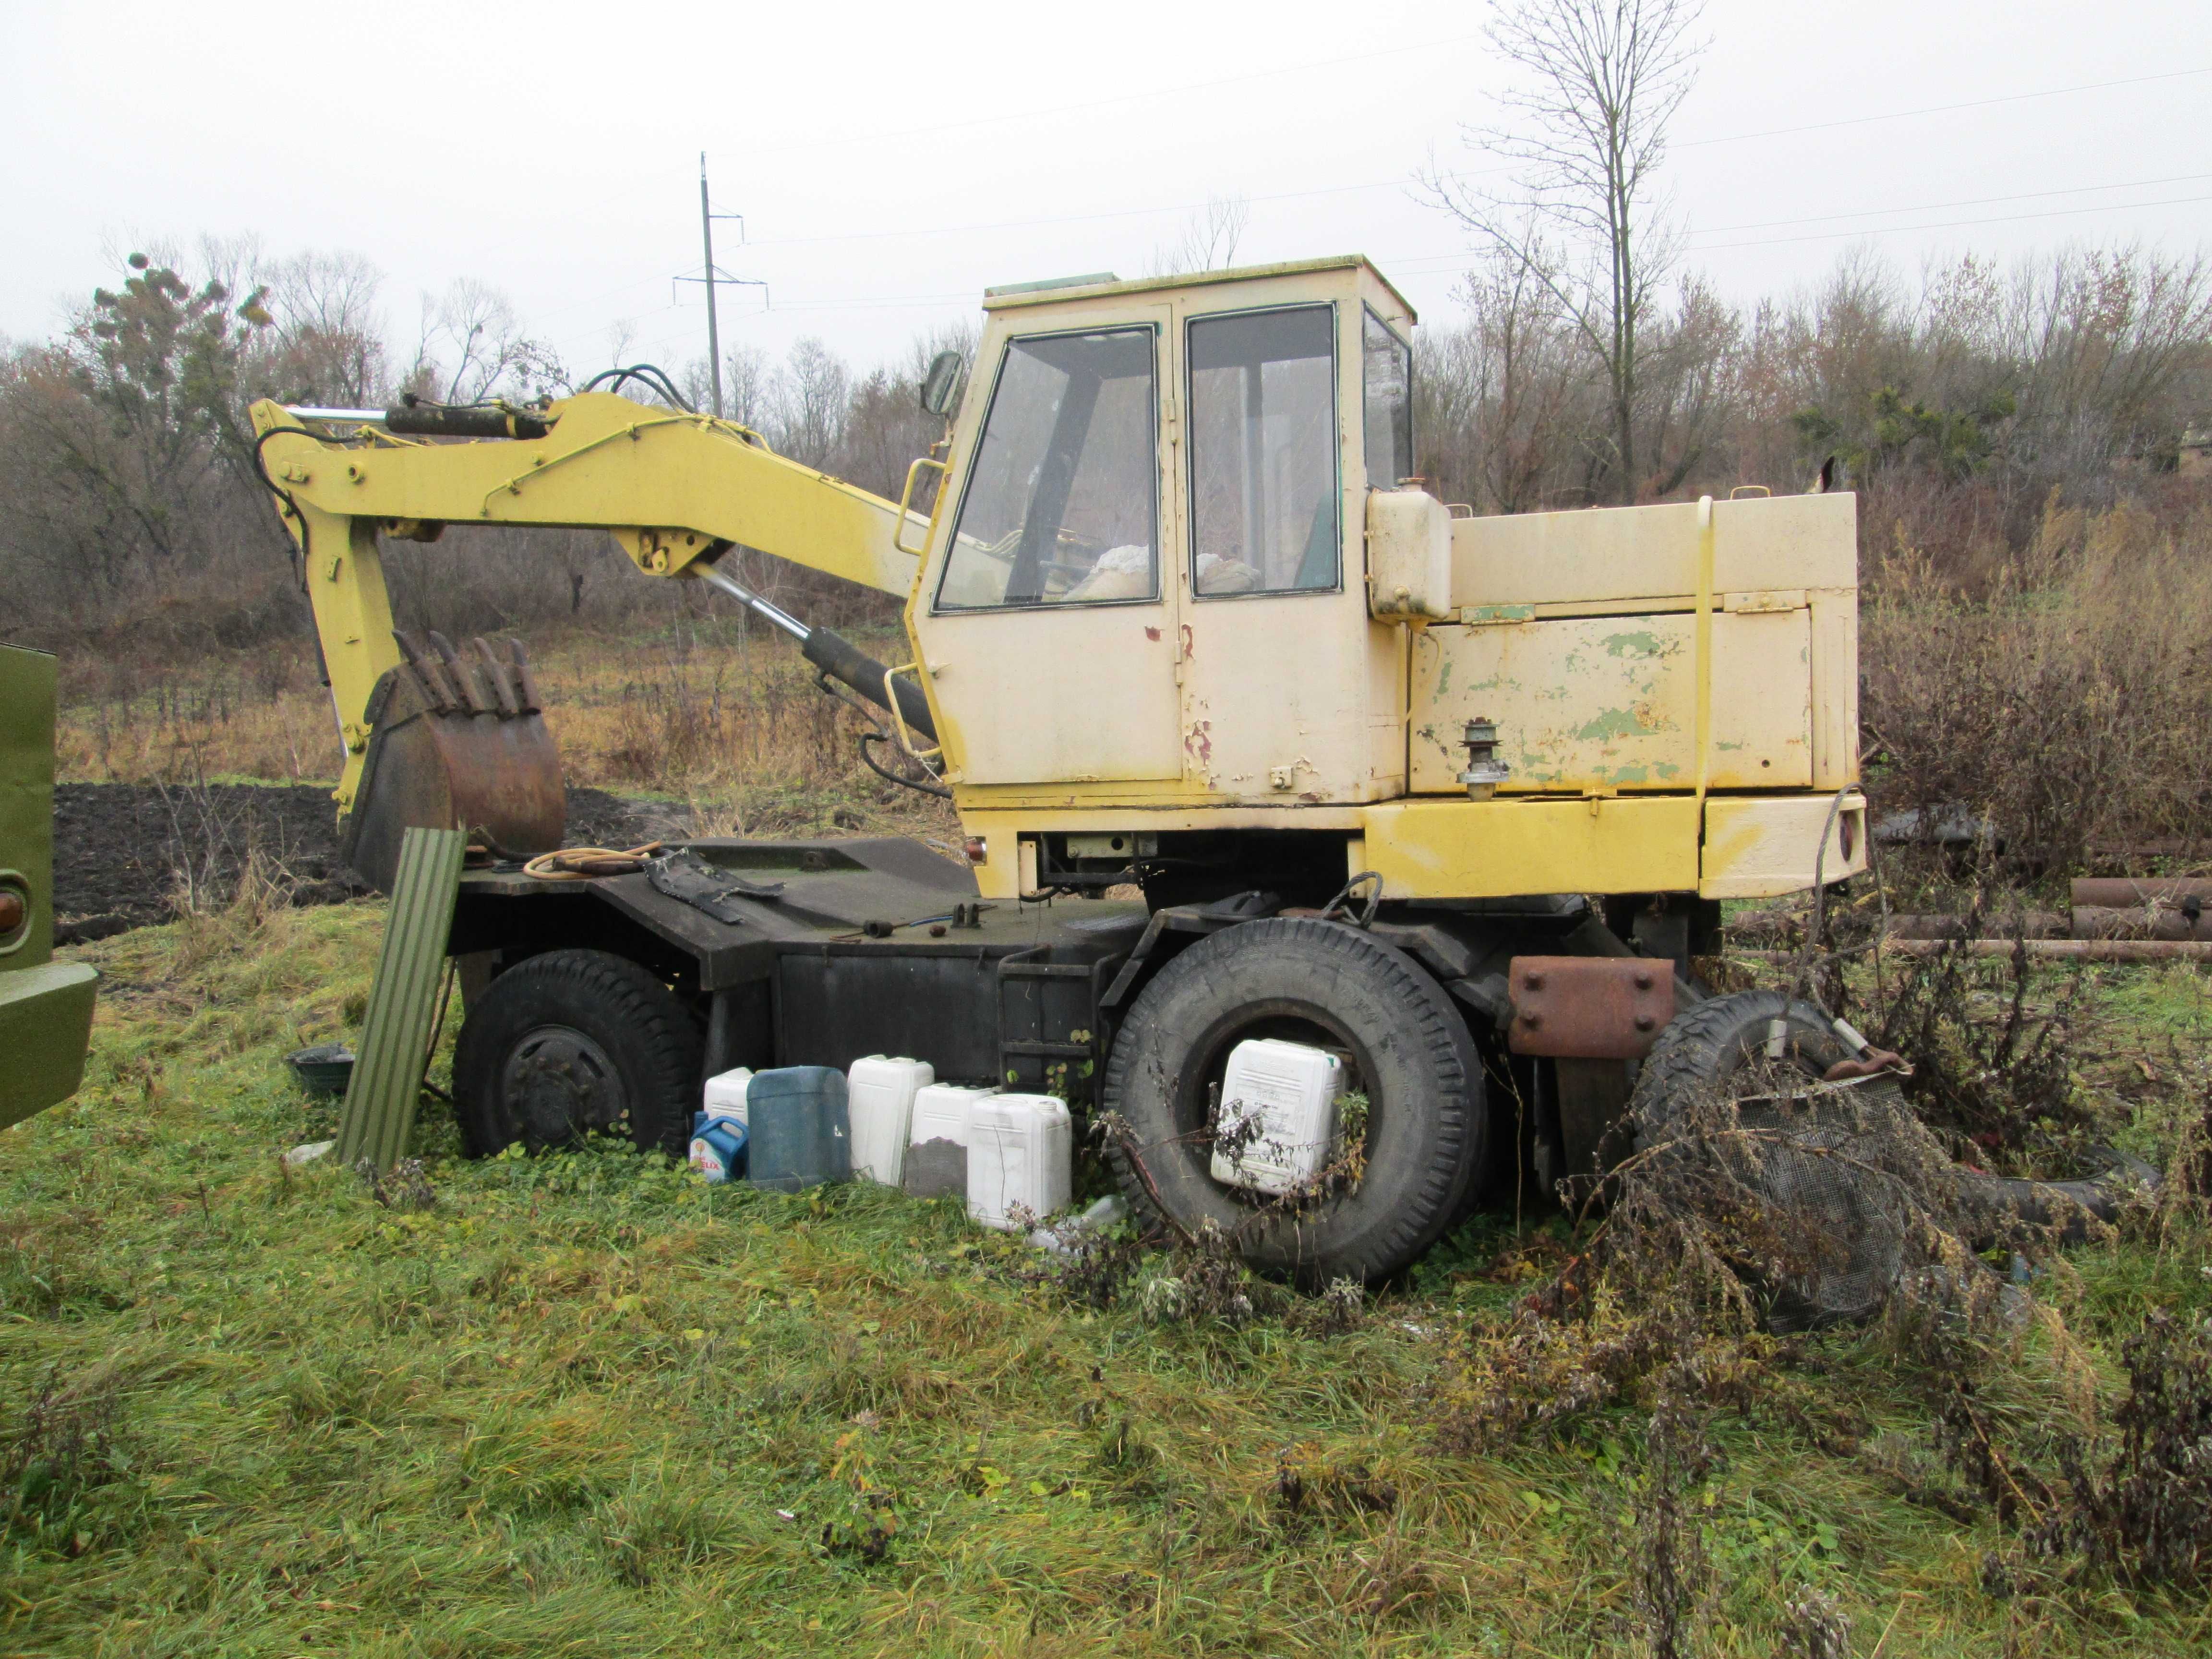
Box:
left=7, top=885, right=2212, bottom=1656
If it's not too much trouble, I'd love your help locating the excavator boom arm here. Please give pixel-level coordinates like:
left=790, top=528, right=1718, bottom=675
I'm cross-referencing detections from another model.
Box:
left=247, top=391, right=933, bottom=821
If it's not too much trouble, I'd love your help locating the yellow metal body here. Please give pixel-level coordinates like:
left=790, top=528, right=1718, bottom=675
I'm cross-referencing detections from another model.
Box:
left=252, top=255, right=1864, bottom=907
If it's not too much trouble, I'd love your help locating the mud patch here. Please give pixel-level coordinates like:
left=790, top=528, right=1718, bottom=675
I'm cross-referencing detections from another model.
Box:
left=52, top=783, right=669, bottom=943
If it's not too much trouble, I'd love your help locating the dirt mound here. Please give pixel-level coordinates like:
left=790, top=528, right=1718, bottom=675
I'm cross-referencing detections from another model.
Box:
left=52, top=783, right=667, bottom=943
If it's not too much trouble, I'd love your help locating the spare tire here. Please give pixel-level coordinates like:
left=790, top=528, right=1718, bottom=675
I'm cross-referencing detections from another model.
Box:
left=1630, top=988, right=1847, bottom=1124
left=1628, top=990, right=2151, bottom=1330
left=1101, top=918, right=1484, bottom=1285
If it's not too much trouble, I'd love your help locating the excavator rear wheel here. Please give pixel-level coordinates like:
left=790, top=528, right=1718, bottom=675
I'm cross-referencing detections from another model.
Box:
left=452, top=949, right=702, bottom=1160
left=1101, top=918, right=1485, bottom=1286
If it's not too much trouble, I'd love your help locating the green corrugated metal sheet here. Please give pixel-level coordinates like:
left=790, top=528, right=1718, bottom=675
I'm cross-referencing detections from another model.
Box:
left=337, top=826, right=465, bottom=1171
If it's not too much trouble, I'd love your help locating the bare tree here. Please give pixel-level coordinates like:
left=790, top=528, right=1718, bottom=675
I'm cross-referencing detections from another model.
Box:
left=723, top=343, right=773, bottom=430
left=405, top=278, right=565, bottom=403
left=1427, top=0, right=1707, bottom=504
left=1149, top=194, right=1250, bottom=277
left=1636, top=273, right=1740, bottom=495
left=1420, top=244, right=1602, bottom=513
left=770, top=337, right=853, bottom=468
left=258, top=250, right=390, bottom=406
left=2003, top=246, right=2212, bottom=475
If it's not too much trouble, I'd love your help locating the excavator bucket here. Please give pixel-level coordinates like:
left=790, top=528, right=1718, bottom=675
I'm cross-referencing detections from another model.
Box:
left=340, top=633, right=566, bottom=893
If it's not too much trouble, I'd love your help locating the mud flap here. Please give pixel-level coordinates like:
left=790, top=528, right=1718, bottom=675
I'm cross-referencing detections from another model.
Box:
left=341, top=632, right=566, bottom=893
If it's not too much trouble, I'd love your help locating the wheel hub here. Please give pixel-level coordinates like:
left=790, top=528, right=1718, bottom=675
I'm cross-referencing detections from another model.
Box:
left=501, top=1024, right=627, bottom=1145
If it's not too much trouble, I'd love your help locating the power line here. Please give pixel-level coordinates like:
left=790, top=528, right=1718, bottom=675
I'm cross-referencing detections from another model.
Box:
left=723, top=32, right=1487, bottom=165
left=1674, top=65, right=2212, bottom=151
left=622, top=177, right=2212, bottom=358
left=743, top=176, right=1402, bottom=251
left=1375, top=181, right=2212, bottom=281
left=1686, top=172, right=2212, bottom=241
left=538, top=64, right=2212, bottom=333
left=668, top=64, right=2212, bottom=264
left=1690, top=192, right=2212, bottom=252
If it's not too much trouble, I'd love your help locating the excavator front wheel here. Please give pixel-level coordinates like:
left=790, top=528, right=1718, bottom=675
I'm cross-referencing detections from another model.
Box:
left=1100, top=918, right=1486, bottom=1286
left=452, top=950, right=701, bottom=1159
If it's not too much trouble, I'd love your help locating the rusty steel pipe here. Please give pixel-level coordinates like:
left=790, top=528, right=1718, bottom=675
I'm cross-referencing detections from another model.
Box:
left=1885, top=912, right=2068, bottom=940
left=2071, top=906, right=2212, bottom=942
left=1884, top=938, right=2212, bottom=962
left=2072, top=878, right=2212, bottom=908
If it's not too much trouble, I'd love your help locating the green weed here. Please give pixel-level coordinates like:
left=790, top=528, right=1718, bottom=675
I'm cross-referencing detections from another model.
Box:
left=4, top=903, right=2211, bottom=1653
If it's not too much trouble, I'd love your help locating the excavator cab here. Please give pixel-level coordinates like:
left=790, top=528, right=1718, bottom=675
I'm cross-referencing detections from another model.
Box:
left=908, top=258, right=1419, bottom=808
left=904, top=256, right=1862, bottom=908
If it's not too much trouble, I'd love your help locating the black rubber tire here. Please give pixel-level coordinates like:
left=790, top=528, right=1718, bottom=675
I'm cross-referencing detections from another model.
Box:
left=452, top=949, right=702, bottom=1160
left=1629, top=989, right=1848, bottom=1127
left=1101, top=917, right=1485, bottom=1286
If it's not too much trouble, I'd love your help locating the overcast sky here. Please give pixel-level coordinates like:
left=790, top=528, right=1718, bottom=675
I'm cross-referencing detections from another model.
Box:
left=4, top=0, right=2208, bottom=378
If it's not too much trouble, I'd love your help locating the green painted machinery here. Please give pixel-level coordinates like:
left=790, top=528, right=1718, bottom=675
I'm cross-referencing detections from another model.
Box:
left=0, top=643, right=97, bottom=1130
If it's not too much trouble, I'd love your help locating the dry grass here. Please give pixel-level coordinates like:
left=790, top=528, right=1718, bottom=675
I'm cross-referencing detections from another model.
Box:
left=1861, top=498, right=2212, bottom=883
left=51, top=617, right=955, bottom=841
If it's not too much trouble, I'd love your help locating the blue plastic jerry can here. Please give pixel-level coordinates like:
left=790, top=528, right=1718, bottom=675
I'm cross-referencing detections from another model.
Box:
left=745, top=1067, right=851, bottom=1193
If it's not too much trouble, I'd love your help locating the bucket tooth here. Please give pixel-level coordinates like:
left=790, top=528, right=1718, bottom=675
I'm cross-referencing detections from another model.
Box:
left=507, top=638, right=544, bottom=714
left=399, top=632, right=463, bottom=710
left=474, top=637, right=521, bottom=716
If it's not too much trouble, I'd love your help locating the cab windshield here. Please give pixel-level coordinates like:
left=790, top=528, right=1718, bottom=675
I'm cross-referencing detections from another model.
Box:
left=936, top=327, right=1159, bottom=610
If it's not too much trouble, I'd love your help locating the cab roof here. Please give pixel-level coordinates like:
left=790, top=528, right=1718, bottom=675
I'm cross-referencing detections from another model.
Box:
left=981, top=255, right=1417, bottom=325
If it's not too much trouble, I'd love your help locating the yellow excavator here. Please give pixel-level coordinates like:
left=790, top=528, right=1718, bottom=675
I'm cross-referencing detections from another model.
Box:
left=252, top=255, right=1868, bottom=1281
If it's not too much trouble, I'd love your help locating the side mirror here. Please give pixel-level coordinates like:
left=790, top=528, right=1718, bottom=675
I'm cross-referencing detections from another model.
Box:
left=920, top=350, right=964, bottom=418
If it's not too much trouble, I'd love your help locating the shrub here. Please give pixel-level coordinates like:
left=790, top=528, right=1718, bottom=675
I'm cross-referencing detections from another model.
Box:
left=1861, top=498, right=2212, bottom=878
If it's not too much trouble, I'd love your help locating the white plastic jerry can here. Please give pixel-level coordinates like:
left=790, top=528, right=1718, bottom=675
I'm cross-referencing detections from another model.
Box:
left=904, top=1082, right=996, bottom=1200
left=1209, top=1038, right=1344, bottom=1196
left=967, top=1093, right=1072, bottom=1231
left=690, top=1066, right=756, bottom=1183
left=701, top=1066, right=755, bottom=1127
left=846, top=1055, right=935, bottom=1185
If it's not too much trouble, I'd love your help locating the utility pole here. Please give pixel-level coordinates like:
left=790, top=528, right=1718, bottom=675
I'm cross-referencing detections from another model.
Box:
left=699, top=152, right=722, bottom=420
left=679, top=157, right=764, bottom=421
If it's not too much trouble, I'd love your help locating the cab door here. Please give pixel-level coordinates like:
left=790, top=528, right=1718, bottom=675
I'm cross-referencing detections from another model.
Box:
left=1173, top=297, right=1401, bottom=803
left=914, top=306, right=1183, bottom=786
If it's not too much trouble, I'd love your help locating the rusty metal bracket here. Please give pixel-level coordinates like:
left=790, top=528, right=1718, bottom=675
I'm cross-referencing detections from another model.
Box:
left=1507, top=955, right=1676, bottom=1059
left=1823, top=1048, right=1912, bottom=1082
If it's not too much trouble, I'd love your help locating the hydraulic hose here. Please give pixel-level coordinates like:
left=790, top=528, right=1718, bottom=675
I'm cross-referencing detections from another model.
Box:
left=1958, top=1153, right=2160, bottom=1248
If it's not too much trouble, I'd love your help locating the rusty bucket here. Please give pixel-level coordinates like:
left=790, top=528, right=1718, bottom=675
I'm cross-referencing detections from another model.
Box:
left=340, top=632, right=566, bottom=893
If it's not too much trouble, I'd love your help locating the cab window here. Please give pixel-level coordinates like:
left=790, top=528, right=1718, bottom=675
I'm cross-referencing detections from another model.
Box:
left=1187, top=304, right=1338, bottom=597
left=1362, top=308, right=1412, bottom=488
left=935, top=327, right=1158, bottom=610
